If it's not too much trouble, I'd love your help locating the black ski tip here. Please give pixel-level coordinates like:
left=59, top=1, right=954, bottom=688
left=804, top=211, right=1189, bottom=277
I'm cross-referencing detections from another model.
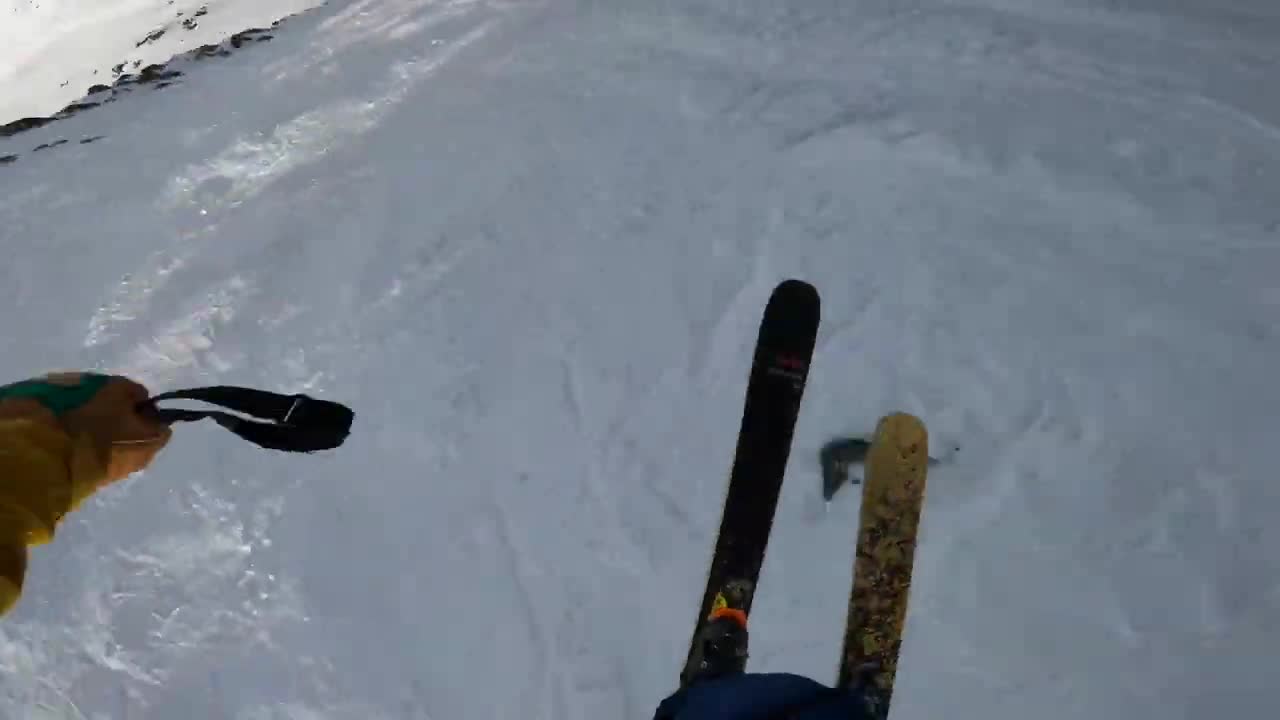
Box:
left=770, top=278, right=819, bottom=306
left=761, top=279, right=821, bottom=352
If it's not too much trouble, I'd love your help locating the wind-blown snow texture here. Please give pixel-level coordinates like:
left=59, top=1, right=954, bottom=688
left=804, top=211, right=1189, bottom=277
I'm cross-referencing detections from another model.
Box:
left=2, top=0, right=1278, bottom=718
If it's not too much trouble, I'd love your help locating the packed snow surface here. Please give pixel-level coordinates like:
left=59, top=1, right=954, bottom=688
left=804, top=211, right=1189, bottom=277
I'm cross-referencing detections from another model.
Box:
left=1, top=0, right=1277, bottom=718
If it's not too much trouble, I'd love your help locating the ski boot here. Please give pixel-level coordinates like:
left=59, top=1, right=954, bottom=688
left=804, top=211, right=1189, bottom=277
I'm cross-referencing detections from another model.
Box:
left=684, top=589, right=750, bottom=684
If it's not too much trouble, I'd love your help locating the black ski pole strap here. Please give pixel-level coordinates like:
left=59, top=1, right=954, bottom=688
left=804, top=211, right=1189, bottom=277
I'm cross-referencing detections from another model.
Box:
left=139, top=386, right=354, bottom=453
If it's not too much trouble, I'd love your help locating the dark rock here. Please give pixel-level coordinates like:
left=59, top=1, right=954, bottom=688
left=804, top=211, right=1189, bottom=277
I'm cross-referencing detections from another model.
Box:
left=136, top=29, right=167, bottom=48
left=230, top=28, right=272, bottom=48
left=56, top=101, right=102, bottom=117
left=138, top=64, right=183, bottom=83
left=1, top=117, right=54, bottom=137
left=196, top=44, right=232, bottom=59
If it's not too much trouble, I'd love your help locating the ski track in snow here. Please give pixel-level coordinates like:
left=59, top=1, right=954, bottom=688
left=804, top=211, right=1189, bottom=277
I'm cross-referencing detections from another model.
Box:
left=2, top=0, right=1279, bottom=718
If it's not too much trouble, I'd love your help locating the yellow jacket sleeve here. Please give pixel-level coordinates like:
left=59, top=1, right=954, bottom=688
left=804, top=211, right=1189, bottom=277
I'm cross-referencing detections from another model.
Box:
left=0, top=418, right=108, bottom=614
left=0, top=373, right=172, bottom=617
left=2, top=420, right=108, bottom=528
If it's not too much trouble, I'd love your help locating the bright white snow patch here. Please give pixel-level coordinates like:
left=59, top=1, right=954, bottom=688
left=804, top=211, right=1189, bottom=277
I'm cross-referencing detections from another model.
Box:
left=0, top=0, right=323, bottom=123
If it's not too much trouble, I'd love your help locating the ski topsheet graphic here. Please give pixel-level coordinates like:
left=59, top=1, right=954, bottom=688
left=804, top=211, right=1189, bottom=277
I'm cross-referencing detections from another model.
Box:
left=838, top=412, right=929, bottom=720
left=679, top=279, right=820, bottom=688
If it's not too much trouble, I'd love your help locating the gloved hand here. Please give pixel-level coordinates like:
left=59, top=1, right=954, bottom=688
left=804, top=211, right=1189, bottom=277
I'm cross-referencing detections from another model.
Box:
left=51, top=372, right=172, bottom=486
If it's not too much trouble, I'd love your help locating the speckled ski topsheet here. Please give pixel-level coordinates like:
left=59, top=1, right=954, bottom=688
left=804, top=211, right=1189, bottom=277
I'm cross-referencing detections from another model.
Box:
left=838, top=412, right=929, bottom=719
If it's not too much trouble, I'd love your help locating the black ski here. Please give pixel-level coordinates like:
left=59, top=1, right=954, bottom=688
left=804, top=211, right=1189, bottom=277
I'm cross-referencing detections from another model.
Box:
left=678, top=278, right=820, bottom=688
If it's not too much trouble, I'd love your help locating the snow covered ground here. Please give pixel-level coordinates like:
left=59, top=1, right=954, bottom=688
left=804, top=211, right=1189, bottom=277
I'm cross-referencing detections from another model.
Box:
left=1, top=0, right=1278, bottom=718
left=0, top=0, right=321, bottom=122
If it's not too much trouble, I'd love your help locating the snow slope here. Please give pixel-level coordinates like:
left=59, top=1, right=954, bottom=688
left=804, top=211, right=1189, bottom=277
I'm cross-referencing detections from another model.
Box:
left=0, top=0, right=322, bottom=123
left=1, top=0, right=1278, bottom=718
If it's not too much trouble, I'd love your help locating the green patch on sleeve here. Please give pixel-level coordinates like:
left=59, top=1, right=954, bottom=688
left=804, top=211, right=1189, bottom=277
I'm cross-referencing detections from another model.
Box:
left=0, top=373, right=111, bottom=416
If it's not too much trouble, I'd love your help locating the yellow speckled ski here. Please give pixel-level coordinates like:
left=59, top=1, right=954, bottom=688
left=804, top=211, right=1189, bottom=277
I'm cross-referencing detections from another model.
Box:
left=838, top=412, right=928, bottom=718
